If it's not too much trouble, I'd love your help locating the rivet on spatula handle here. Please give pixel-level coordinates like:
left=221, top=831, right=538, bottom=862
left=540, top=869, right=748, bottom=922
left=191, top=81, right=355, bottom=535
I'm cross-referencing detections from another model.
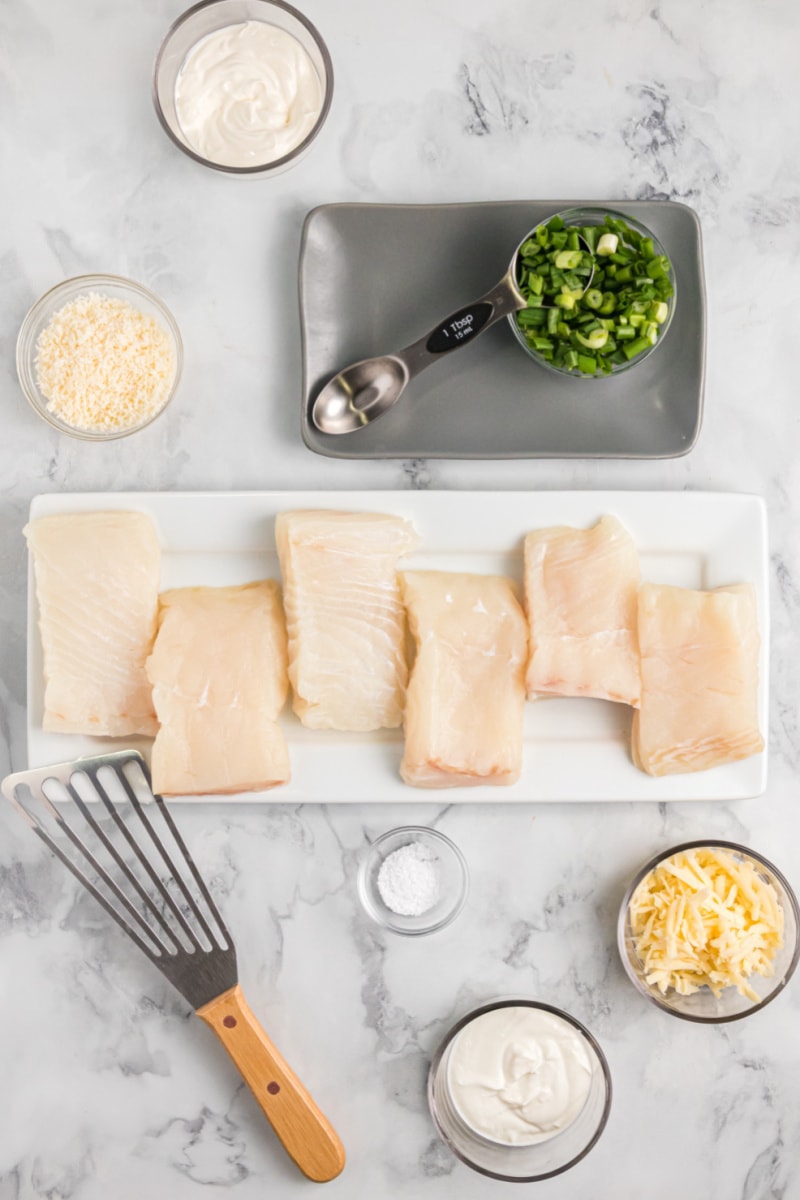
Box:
left=197, top=984, right=346, bottom=1183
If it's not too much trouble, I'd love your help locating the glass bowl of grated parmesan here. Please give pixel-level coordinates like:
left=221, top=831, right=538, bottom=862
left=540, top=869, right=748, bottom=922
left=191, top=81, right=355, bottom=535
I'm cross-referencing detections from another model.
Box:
left=16, top=274, right=182, bottom=440
left=618, top=840, right=800, bottom=1022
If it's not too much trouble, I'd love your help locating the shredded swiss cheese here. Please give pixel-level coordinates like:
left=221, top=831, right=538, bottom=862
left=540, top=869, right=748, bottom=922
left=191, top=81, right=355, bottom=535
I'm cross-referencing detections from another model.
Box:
left=629, top=847, right=783, bottom=1002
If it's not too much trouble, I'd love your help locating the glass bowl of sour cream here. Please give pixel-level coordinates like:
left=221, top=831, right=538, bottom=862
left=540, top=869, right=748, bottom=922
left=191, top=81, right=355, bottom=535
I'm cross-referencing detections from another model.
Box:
left=153, top=0, right=333, bottom=176
left=428, top=998, right=612, bottom=1182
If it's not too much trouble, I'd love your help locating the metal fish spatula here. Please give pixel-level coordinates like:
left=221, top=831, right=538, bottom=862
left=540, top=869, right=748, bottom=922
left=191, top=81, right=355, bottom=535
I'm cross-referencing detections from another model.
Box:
left=1, top=750, right=345, bottom=1184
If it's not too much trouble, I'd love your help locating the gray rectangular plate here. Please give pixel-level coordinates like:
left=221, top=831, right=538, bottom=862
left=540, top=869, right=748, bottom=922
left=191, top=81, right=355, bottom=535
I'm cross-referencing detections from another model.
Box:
left=299, top=200, right=705, bottom=459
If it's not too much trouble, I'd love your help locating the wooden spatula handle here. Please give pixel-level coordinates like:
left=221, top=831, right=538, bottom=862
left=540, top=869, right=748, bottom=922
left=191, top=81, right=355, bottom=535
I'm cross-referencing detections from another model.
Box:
left=197, top=984, right=345, bottom=1183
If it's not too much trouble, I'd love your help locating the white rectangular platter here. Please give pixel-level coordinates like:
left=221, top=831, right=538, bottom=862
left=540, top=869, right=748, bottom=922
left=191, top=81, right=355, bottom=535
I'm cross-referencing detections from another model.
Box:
left=27, top=490, right=768, bottom=802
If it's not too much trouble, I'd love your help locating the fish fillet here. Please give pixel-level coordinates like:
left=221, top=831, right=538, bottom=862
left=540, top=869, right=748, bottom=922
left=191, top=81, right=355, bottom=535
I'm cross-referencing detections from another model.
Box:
left=146, top=582, right=289, bottom=796
left=401, top=571, right=528, bottom=788
left=524, top=514, right=641, bottom=706
left=25, top=511, right=160, bottom=737
left=632, top=582, right=764, bottom=776
left=276, top=510, right=418, bottom=731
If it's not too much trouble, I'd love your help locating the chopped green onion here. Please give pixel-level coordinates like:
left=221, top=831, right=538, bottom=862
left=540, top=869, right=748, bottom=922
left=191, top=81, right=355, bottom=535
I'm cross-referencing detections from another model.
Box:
left=581, top=226, right=598, bottom=252
left=576, top=327, right=609, bottom=350
left=596, top=232, right=618, bottom=256
left=514, top=212, right=674, bottom=376
left=599, top=292, right=617, bottom=315
left=622, top=336, right=651, bottom=359
left=554, top=250, right=583, bottom=269
left=646, top=256, right=669, bottom=280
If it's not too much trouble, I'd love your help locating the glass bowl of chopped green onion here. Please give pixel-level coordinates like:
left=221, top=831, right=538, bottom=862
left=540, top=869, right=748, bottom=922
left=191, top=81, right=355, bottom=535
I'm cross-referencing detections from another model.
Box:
left=16, top=274, right=183, bottom=440
left=509, top=207, right=676, bottom=379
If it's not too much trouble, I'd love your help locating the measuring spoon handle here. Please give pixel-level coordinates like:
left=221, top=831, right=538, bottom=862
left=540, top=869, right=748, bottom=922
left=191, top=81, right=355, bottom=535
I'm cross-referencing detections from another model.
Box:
left=395, top=271, right=524, bottom=381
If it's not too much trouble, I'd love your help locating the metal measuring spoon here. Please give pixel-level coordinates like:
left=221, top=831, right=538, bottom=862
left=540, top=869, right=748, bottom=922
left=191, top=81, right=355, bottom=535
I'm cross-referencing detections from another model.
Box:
left=311, top=228, right=594, bottom=435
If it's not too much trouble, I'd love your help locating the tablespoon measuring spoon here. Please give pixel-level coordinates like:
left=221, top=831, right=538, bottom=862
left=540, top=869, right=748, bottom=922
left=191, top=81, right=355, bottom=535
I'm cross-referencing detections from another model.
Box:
left=311, top=228, right=594, bottom=435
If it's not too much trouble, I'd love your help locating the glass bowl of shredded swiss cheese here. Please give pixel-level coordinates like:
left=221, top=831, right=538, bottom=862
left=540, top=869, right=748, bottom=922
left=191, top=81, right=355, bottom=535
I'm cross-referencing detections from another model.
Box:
left=17, top=275, right=182, bottom=439
left=618, top=841, right=799, bottom=1021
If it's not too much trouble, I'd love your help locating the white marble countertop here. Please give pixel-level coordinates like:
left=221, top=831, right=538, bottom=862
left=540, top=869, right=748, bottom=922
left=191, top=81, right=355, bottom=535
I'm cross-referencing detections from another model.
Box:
left=2, top=0, right=800, bottom=1195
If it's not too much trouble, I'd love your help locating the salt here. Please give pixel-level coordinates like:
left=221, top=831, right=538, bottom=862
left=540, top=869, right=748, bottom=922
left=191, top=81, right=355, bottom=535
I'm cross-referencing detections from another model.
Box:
left=377, top=841, right=441, bottom=917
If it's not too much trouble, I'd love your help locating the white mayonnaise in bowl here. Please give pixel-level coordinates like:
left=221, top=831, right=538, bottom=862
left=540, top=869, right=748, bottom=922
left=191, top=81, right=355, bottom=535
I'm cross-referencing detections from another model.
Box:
left=153, top=0, right=333, bottom=177
left=428, top=998, right=612, bottom=1182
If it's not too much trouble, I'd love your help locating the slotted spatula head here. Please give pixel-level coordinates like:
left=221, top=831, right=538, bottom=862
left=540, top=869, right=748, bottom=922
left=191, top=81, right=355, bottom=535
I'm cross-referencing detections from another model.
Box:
left=1, top=750, right=238, bottom=1009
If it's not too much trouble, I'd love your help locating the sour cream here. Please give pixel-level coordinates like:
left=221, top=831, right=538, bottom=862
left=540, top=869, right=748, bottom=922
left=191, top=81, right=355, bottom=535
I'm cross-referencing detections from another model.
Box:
left=174, top=21, right=323, bottom=168
left=446, top=1006, right=594, bottom=1146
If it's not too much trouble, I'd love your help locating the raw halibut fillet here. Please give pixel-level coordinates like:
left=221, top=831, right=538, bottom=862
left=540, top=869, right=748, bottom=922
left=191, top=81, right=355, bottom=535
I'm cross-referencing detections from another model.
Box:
left=632, top=582, right=764, bottom=776
left=401, top=571, right=528, bottom=788
left=25, top=511, right=160, bottom=736
left=524, top=515, right=641, bottom=706
left=276, top=510, right=418, bottom=731
left=146, top=582, right=290, bottom=796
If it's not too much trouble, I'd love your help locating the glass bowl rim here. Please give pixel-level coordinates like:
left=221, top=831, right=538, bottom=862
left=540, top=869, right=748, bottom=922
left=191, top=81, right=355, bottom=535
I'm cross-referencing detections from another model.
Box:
left=617, top=838, right=800, bottom=1023
left=357, top=825, right=469, bottom=936
left=507, top=204, right=676, bottom=379
left=152, top=0, right=335, bottom=176
left=16, top=272, right=184, bottom=441
left=427, top=995, right=613, bottom=1183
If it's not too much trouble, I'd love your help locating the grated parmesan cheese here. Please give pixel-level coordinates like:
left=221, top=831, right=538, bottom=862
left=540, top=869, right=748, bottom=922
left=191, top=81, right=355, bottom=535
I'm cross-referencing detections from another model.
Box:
left=35, top=292, right=176, bottom=433
left=629, top=847, right=784, bottom=1002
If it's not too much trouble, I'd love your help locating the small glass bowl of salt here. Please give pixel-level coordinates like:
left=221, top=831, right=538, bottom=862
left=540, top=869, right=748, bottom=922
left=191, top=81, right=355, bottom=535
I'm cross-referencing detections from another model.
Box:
left=357, top=827, right=469, bottom=936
